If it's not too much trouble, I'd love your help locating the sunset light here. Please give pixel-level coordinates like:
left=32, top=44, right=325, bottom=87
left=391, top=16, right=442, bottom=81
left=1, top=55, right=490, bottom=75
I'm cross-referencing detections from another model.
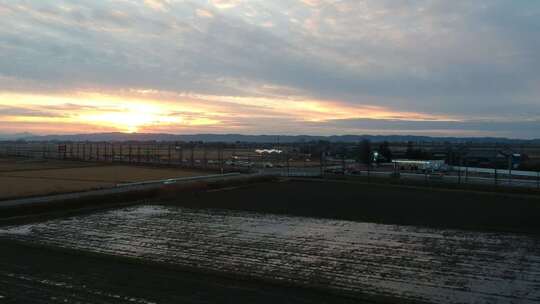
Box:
left=2, top=1, right=540, bottom=303
left=0, top=90, right=457, bottom=135
left=0, top=0, right=538, bottom=138
left=78, top=104, right=181, bottom=133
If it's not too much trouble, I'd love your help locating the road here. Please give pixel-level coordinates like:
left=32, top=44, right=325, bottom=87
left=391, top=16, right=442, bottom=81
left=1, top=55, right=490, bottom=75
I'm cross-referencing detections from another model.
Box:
left=261, top=166, right=540, bottom=189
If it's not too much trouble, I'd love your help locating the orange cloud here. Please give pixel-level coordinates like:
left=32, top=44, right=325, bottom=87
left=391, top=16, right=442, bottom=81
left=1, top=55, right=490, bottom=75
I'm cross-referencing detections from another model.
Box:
left=196, top=9, right=214, bottom=18
left=300, top=0, right=322, bottom=7
left=0, top=89, right=457, bottom=135
left=211, top=0, right=242, bottom=9
left=144, top=0, right=169, bottom=11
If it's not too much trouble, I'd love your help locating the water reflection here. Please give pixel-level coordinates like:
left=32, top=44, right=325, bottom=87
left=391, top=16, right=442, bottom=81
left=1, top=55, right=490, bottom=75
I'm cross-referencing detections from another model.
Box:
left=1, top=205, right=539, bottom=303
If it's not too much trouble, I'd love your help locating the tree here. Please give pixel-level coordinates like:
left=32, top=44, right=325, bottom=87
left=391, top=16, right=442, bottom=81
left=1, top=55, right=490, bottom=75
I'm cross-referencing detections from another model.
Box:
left=405, top=141, right=415, bottom=159
left=378, top=141, right=392, bottom=162
left=405, top=141, right=431, bottom=160
left=358, top=139, right=372, bottom=166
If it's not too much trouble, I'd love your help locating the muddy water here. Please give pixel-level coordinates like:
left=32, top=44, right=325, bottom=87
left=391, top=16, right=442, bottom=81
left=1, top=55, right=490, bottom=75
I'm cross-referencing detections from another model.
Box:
left=1, top=205, right=539, bottom=303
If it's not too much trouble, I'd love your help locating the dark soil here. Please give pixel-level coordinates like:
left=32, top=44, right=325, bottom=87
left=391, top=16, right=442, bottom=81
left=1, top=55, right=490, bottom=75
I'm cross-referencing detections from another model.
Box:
left=164, top=179, right=540, bottom=234
left=2, top=179, right=540, bottom=303
left=0, top=240, right=361, bottom=304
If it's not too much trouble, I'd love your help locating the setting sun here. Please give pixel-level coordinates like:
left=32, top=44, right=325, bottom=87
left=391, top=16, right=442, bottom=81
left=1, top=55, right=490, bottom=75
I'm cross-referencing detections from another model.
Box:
left=2, top=1, right=540, bottom=302
left=0, top=90, right=459, bottom=135
left=78, top=104, right=181, bottom=133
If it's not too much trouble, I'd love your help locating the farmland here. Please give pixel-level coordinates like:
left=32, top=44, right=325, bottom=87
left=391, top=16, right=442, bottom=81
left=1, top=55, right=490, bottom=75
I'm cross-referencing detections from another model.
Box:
left=0, top=157, right=211, bottom=200
left=1, top=175, right=539, bottom=303
left=165, top=179, right=540, bottom=234
left=1, top=203, right=539, bottom=303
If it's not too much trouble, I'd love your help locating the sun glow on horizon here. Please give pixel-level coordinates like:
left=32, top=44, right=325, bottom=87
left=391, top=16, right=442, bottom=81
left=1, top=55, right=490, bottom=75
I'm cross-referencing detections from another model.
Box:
left=0, top=90, right=458, bottom=135
left=78, top=103, right=181, bottom=133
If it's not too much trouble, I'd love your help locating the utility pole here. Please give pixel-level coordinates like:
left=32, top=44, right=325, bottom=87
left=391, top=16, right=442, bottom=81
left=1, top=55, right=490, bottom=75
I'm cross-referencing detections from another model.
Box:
left=111, top=143, right=116, bottom=162
left=508, top=154, right=513, bottom=186
left=168, top=144, right=172, bottom=165
left=494, top=145, right=498, bottom=187
left=179, top=144, right=184, bottom=166
left=341, top=153, right=345, bottom=175
left=119, top=144, right=123, bottom=163
left=219, top=145, right=224, bottom=174
left=110, top=142, right=114, bottom=162
left=287, top=151, right=290, bottom=177
left=89, top=143, right=93, bottom=161
left=203, top=145, right=207, bottom=169
left=464, top=153, right=469, bottom=183
left=458, top=156, right=462, bottom=185
left=367, top=158, right=371, bottom=183
left=190, top=143, right=195, bottom=167
left=320, top=151, right=324, bottom=177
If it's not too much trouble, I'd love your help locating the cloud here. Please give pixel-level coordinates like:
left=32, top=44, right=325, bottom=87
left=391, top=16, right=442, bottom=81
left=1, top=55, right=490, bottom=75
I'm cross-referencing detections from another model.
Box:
left=300, top=0, right=322, bottom=7
left=314, top=118, right=540, bottom=138
left=0, top=0, right=539, bottom=137
left=144, top=0, right=170, bottom=12
left=196, top=9, right=214, bottom=18
left=211, top=0, right=242, bottom=9
left=0, top=106, right=65, bottom=118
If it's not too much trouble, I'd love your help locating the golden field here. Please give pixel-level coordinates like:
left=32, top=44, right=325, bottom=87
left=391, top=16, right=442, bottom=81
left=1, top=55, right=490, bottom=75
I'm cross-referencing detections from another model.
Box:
left=0, top=158, right=210, bottom=200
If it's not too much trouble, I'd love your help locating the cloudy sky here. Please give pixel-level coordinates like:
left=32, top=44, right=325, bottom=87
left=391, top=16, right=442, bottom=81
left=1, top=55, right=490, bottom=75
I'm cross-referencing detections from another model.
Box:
left=0, top=0, right=539, bottom=138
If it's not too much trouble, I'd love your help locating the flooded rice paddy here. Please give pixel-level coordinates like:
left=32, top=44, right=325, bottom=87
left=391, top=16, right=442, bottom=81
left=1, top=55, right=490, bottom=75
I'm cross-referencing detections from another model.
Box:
left=1, top=205, right=540, bottom=303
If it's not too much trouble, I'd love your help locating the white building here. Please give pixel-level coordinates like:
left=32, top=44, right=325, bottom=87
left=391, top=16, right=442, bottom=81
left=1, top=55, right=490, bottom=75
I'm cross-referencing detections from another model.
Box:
left=392, top=159, right=447, bottom=171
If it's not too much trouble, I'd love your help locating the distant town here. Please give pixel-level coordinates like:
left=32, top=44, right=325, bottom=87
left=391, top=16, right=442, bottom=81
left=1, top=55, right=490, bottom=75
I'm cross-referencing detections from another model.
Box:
left=1, top=133, right=539, bottom=192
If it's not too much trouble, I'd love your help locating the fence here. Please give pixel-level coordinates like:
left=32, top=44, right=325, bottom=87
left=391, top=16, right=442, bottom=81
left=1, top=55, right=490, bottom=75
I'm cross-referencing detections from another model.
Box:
left=0, top=141, right=313, bottom=173
left=1, top=141, right=539, bottom=190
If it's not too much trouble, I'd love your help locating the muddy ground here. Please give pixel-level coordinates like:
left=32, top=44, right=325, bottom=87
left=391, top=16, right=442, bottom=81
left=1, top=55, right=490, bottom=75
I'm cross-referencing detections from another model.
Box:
left=1, top=179, right=540, bottom=303
left=2, top=205, right=539, bottom=303
left=164, top=179, right=540, bottom=234
left=0, top=240, right=357, bottom=304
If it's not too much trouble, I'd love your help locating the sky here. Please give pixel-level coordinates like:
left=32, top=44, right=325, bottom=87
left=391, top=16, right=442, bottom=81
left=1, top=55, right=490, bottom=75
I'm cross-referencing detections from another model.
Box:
left=0, top=0, right=539, bottom=138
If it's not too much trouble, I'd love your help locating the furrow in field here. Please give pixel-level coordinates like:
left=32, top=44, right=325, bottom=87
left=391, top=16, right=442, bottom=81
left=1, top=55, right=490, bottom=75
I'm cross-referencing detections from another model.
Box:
left=1, top=205, right=540, bottom=303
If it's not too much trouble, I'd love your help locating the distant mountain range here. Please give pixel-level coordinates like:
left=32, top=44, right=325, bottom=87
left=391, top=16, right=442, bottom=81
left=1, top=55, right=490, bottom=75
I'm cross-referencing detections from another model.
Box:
left=0, top=132, right=34, bottom=141
left=2, top=132, right=539, bottom=144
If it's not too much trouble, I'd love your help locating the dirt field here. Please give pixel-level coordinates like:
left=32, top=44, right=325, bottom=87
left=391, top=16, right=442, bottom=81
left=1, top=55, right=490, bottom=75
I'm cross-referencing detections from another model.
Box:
left=167, top=179, right=540, bottom=234
left=0, top=240, right=353, bottom=304
left=0, top=165, right=211, bottom=183
left=0, top=158, right=211, bottom=200
left=0, top=176, right=111, bottom=200
left=2, top=205, right=539, bottom=303
left=0, top=158, right=97, bottom=172
left=1, top=180, right=540, bottom=302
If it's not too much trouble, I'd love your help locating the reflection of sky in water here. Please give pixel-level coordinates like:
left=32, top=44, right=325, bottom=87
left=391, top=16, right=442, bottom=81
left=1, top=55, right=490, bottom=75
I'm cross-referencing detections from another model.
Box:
left=1, top=205, right=539, bottom=303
